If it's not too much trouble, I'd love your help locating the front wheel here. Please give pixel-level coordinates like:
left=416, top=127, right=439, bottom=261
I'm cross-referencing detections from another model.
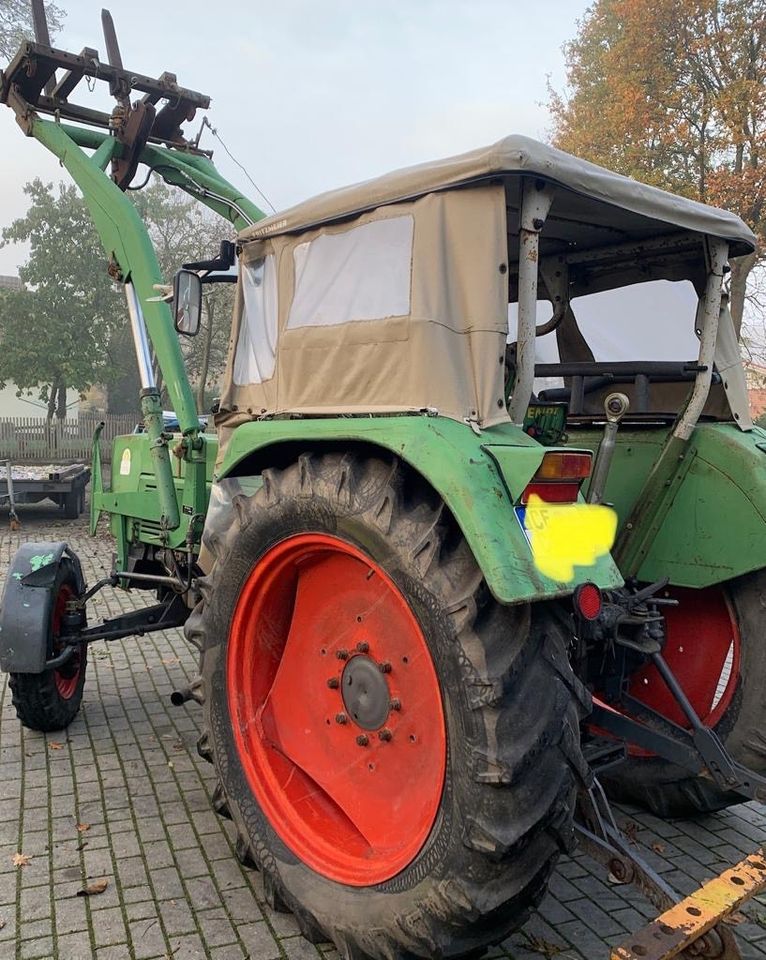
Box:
left=9, top=560, right=87, bottom=732
left=188, top=453, right=590, bottom=959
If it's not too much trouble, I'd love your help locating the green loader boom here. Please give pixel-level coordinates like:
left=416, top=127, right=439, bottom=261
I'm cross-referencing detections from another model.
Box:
left=1, top=7, right=264, bottom=558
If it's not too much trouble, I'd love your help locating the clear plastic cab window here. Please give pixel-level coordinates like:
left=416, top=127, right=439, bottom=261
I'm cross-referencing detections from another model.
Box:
left=233, top=255, right=279, bottom=386
left=287, top=215, right=414, bottom=330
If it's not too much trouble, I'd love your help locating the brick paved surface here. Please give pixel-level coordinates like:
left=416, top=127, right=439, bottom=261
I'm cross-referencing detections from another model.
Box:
left=0, top=502, right=764, bottom=960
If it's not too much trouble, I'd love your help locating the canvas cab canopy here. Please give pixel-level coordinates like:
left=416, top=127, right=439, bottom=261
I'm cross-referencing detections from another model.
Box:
left=218, top=135, right=757, bottom=434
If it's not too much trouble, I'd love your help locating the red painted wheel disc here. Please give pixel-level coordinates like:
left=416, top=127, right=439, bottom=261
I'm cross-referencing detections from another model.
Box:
left=52, top=584, right=81, bottom=700
left=227, top=533, right=447, bottom=887
left=617, top=586, right=741, bottom=756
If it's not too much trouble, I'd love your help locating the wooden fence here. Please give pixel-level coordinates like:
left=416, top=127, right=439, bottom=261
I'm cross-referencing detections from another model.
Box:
left=0, top=415, right=138, bottom=463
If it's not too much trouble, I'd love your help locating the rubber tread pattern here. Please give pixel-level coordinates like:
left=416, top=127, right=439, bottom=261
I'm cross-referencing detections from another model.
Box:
left=188, top=453, right=590, bottom=959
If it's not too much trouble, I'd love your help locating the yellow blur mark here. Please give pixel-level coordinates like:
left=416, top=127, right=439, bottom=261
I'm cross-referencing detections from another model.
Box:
left=524, top=494, right=617, bottom=582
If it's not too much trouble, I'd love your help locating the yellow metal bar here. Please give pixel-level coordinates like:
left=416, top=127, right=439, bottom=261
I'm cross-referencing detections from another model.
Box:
left=611, top=849, right=766, bottom=960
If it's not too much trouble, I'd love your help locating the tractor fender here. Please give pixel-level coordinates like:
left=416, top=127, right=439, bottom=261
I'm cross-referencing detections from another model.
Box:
left=638, top=424, right=766, bottom=588
left=0, top=542, right=85, bottom=674
left=213, top=415, right=623, bottom=605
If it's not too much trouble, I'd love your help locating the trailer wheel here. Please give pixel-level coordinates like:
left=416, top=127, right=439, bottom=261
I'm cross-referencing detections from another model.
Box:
left=189, top=453, right=590, bottom=959
left=601, top=576, right=766, bottom=817
left=9, top=561, right=87, bottom=732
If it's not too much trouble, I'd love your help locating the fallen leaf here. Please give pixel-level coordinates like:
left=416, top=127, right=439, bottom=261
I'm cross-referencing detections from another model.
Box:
left=525, top=933, right=563, bottom=958
left=76, top=878, right=108, bottom=897
left=75, top=823, right=90, bottom=833
left=724, top=912, right=747, bottom=926
left=621, top=820, right=641, bottom=844
left=48, top=742, right=64, bottom=751
left=651, top=841, right=666, bottom=854
left=12, top=853, right=31, bottom=867
left=161, top=657, right=179, bottom=666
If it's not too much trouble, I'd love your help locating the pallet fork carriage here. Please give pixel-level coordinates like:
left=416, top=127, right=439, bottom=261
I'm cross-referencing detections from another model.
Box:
left=1, top=4, right=766, bottom=958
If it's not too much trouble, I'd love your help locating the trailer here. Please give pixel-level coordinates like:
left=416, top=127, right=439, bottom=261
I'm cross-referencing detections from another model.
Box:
left=0, top=461, right=90, bottom=521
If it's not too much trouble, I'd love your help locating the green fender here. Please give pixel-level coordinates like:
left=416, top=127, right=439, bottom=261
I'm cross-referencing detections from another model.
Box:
left=638, top=424, right=766, bottom=587
left=217, top=415, right=623, bottom=605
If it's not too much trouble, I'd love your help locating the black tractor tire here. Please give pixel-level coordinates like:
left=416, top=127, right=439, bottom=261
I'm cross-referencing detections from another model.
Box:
left=188, top=452, right=591, bottom=960
left=9, top=559, right=87, bottom=732
left=601, top=570, right=766, bottom=818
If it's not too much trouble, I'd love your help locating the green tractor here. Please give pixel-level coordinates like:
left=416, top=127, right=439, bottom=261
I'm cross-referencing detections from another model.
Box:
left=1, top=5, right=765, bottom=959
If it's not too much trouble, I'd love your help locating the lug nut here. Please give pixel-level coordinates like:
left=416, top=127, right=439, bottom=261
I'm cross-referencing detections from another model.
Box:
left=378, top=728, right=392, bottom=742
left=389, top=698, right=401, bottom=712
left=356, top=734, right=369, bottom=747
left=356, top=641, right=369, bottom=653
left=336, top=649, right=349, bottom=661
left=335, top=713, right=348, bottom=725
left=327, top=677, right=340, bottom=689
left=379, top=661, right=392, bottom=674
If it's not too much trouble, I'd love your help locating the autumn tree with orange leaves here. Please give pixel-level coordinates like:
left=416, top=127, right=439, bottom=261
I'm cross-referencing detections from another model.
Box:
left=549, top=0, right=765, bottom=336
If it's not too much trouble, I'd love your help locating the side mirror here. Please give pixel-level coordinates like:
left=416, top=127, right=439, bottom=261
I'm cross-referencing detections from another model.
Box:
left=173, top=269, right=202, bottom=336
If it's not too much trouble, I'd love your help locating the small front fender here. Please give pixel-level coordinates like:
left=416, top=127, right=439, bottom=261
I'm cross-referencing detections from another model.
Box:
left=0, top=542, right=85, bottom=673
left=216, top=416, right=623, bottom=605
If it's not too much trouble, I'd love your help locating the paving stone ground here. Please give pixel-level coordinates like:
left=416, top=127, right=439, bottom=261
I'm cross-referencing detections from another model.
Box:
left=0, top=501, right=764, bottom=960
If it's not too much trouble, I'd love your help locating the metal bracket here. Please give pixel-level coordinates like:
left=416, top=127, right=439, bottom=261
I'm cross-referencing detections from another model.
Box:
left=611, top=850, right=766, bottom=960
left=576, top=780, right=752, bottom=960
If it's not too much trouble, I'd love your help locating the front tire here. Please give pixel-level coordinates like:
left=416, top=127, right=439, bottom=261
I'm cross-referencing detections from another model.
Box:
left=188, top=453, right=590, bottom=959
left=9, top=559, right=87, bottom=732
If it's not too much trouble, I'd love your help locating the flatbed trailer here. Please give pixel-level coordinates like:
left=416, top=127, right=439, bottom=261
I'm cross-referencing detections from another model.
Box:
left=0, top=461, right=90, bottom=520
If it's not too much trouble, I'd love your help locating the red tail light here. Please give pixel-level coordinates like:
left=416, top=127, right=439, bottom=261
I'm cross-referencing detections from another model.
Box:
left=521, top=451, right=592, bottom=505
left=574, top=582, right=603, bottom=621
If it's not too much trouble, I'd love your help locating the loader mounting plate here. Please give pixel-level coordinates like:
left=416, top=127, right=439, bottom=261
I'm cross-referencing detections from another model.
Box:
left=612, top=849, right=766, bottom=960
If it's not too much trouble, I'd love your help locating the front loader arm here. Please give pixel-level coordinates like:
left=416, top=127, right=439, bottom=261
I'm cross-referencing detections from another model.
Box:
left=3, top=111, right=264, bottom=535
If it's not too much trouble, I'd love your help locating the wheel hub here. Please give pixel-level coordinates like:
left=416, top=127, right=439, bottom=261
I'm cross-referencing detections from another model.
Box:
left=341, top=655, right=390, bottom=730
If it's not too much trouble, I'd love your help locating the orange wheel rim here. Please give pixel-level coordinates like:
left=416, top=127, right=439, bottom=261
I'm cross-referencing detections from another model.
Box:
left=227, top=533, right=447, bottom=886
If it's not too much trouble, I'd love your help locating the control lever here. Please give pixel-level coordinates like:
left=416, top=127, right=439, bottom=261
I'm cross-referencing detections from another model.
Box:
left=587, top=392, right=629, bottom=504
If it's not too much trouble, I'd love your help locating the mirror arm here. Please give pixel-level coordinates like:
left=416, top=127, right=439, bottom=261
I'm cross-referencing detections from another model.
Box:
left=200, top=274, right=237, bottom=284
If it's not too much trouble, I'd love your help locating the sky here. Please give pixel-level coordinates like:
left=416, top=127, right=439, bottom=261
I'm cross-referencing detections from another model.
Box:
left=0, top=0, right=590, bottom=275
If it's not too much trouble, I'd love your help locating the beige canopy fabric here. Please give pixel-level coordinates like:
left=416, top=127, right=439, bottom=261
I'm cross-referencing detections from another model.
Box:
left=241, top=135, right=756, bottom=257
left=219, top=183, right=509, bottom=431
left=216, top=135, right=757, bottom=461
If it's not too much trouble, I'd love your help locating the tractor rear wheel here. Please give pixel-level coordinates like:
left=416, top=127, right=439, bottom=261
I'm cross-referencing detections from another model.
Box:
left=189, top=453, right=590, bottom=959
left=601, top=575, right=766, bottom=817
left=9, top=559, right=87, bottom=732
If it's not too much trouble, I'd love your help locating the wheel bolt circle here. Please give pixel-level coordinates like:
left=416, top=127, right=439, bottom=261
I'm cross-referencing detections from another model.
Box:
left=356, top=641, right=369, bottom=653
left=356, top=734, right=369, bottom=747
left=379, top=661, right=392, bottom=674
left=327, top=677, right=340, bottom=689
left=335, top=713, right=348, bottom=725
left=336, top=649, right=349, bottom=661
left=389, top=698, right=401, bottom=712
left=378, top=728, right=392, bottom=742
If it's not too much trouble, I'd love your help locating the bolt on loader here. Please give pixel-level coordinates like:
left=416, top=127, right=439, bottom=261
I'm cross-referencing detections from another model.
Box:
left=0, top=4, right=765, bottom=959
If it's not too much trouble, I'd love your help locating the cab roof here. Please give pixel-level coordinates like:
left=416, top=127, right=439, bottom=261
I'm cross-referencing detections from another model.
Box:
left=240, top=134, right=756, bottom=258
